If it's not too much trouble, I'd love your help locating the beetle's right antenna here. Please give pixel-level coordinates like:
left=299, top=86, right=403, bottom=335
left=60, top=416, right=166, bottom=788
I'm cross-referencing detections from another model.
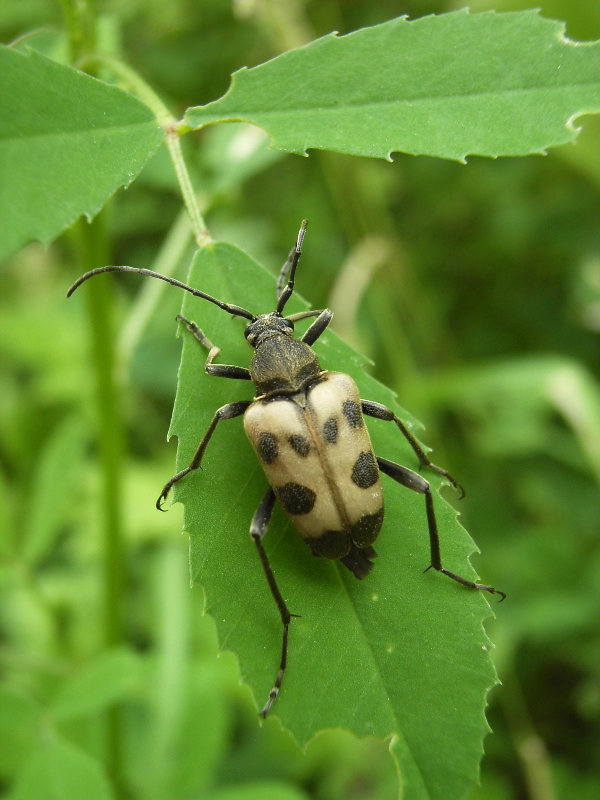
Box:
left=276, top=220, right=308, bottom=315
left=67, top=266, right=256, bottom=321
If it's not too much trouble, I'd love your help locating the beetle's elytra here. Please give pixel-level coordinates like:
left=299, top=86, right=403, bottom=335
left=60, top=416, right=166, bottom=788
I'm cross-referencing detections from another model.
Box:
left=245, top=371, right=384, bottom=575
left=68, top=220, right=504, bottom=717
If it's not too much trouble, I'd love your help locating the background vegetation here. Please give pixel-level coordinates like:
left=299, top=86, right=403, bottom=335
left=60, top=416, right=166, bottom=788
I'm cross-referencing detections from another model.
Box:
left=0, top=1, right=598, bottom=799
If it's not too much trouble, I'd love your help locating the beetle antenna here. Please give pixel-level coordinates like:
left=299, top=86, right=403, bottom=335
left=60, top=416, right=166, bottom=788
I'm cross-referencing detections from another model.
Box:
left=67, top=266, right=256, bottom=321
left=276, top=220, right=308, bottom=315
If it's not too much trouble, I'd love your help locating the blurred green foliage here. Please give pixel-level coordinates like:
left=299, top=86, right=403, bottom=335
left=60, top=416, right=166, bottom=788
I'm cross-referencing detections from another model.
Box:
left=0, top=1, right=598, bottom=799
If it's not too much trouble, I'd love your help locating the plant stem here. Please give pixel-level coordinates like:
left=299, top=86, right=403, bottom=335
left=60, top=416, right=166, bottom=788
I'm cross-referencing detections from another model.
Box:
left=58, top=0, right=96, bottom=62
left=500, top=667, right=557, bottom=800
left=82, top=218, right=124, bottom=648
left=61, top=3, right=127, bottom=794
left=164, top=130, right=211, bottom=247
left=76, top=215, right=126, bottom=793
left=84, top=54, right=174, bottom=127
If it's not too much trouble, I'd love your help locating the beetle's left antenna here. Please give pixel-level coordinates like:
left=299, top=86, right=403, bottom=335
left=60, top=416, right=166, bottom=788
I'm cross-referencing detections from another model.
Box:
left=276, top=220, right=308, bottom=315
left=67, top=266, right=256, bottom=321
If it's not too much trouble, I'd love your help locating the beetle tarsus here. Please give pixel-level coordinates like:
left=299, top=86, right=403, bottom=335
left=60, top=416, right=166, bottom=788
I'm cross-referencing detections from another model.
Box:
left=439, top=568, right=506, bottom=601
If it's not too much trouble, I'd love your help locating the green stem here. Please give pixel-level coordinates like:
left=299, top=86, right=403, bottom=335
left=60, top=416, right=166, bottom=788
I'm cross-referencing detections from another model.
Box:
left=164, top=131, right=211, bottom=247
left=58, top=0, right=96, bottom=62
left=82, top=54, right=175, bottom=127
left=76, top=215, right=126, bottom=793
left=83, top=221, right=124, bottom=648
left=61, top=5, right=127, bottom=793
left=499, top=667, right=557, bottom=800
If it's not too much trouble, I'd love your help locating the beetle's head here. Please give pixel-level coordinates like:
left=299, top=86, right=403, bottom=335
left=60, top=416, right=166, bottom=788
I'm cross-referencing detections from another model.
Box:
left=244, top=313, right=294, bottom=349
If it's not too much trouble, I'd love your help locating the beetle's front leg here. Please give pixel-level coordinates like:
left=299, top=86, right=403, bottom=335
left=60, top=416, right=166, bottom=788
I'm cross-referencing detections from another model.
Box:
left=283, top=308, right=334, bottom=346
left=249, top=488, right=297, bottom=717
left=362, top=400, right=465, bottom=498
left=376, top=457, right=505, bottom=600
left=300, top=308, right=333, bottom=346
left=156, top=400, right=251, bottom=510
left=177, top=315, right=252, bottom=380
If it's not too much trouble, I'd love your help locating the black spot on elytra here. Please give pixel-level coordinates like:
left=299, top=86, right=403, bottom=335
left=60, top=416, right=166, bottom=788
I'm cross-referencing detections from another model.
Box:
left=351, top=451, right=379, bottom=489
left=288, top=434, right=310, bottom=457
left=350, top=507, right=384, bottom=546
left=276, top=483, right=316, bottom=515
left=323, top=417, right=338, bottom=444
left=342, top=400, right=363, bottom=429
left=257, top=432, right=278, bottom=464
left=307, top=528, right=350, bottom=559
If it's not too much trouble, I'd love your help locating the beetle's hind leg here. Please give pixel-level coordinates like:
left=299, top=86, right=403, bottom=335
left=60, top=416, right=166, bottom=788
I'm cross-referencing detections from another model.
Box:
left=156, top=400, right=251, bottom=509
left=250, top=488, right=297, bottom=717
left=177, top=315, right=251, bottom=380
left=376, top=457, right=505, bottom=601
left=362, top=400, right=465, bottom=498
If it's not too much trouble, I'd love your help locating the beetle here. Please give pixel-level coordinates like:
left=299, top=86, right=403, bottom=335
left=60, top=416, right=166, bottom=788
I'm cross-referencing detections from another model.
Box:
left=68, top=220, right=504, bottom=717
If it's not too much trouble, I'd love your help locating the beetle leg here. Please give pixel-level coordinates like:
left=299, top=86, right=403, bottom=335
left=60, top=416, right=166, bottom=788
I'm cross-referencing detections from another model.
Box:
left=156, top=401, right=251, bottom=510
left=283, top=307, right=333, bottom=345
left=376, top=457, right=505, bottom=601
left=250, top=488, right=296, bottom=717
left=361, top=400, right=465, bottom=498
left=285, top=309, right=322, bottom=323
left=300, top=308, right=334, bottom=346
left=177, top=315, right=251, bottom=380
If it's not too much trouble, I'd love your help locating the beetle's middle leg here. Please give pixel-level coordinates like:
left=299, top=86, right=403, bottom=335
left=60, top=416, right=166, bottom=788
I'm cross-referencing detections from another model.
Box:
left=249, top=488, right=297, bottom=717
left=156, top=400, right=251, bottom=509
left=177, top=314, right=252, bottom=381
left=376, top=457, right=505, bottom=601
left=362, top=400, right=465, bottom=498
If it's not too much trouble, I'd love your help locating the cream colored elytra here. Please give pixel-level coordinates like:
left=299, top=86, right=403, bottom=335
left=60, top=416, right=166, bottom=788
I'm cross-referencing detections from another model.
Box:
left=244, top=372, right=384, bottom=560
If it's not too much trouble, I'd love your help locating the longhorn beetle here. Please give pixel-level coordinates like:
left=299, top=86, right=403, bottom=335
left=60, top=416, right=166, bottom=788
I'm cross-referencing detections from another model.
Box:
left=68, top=220, right=505, bottom=717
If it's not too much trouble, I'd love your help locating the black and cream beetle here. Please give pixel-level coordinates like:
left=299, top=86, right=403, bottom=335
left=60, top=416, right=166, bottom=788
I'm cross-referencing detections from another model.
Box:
left=68, top=220, right=504, bottom=717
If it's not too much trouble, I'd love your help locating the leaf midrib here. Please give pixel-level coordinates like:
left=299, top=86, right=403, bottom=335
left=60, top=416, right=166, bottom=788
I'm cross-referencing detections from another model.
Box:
left=195, top=81, right=596, bottom=122
left=0, top=121, right=160, bottom=147
left=333, top=563, right=434, bottom=798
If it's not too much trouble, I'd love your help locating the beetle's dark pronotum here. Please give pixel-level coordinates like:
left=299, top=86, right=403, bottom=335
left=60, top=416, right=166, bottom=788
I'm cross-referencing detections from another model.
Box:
left=68, top=220, right=504, bottom=717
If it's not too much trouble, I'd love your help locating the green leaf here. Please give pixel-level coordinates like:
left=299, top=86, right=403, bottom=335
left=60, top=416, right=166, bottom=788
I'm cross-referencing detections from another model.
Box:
left=0, top=466, right=11, bottom=559
left=12, top=738, right=114, bottom=800
left=0, top=46, right=164, bottom=259
left=22, top=415, right=86, bottom=566
left=165, top=242, right=498, bottom=800
left=418, top=356, right=600, bottom=474
left=0, top=687, right=41, bottom=779
left=205, top=781, right=312, bottom=800
left=185, top=10, right=599, bottom=162
left=50, top=647, right=142, bottom=720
